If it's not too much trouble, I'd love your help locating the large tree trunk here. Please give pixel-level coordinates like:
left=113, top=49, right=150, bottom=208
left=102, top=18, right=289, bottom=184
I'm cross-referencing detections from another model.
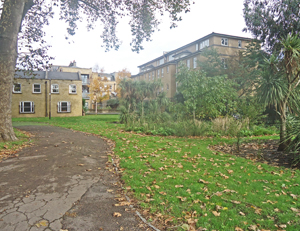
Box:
left=0, top=0, right=27, bottom=142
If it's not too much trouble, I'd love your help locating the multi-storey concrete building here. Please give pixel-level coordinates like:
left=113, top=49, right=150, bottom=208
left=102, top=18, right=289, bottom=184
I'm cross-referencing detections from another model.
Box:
left=12, top=71, right=82, bottom=118
left=131, top=32, right=252, bottom=98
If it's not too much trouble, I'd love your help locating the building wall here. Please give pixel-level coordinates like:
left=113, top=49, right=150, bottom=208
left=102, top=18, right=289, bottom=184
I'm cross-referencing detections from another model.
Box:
left=133, top=33, right=251, bottom=98
left=12, top=79, right=82, bottom=118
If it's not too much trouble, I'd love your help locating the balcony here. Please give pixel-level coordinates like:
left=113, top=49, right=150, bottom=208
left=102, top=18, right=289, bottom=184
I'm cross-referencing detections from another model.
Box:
left=82, top=92, right=90, bottom=99
left=82, top=79, right=90, bottom=85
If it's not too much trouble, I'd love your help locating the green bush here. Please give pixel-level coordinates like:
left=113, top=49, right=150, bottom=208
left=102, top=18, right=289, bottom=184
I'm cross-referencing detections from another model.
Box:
left=106, top=98, right=119, bottom=109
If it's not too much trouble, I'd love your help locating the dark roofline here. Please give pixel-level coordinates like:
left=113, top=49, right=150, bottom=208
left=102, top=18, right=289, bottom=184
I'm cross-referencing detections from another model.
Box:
left=52, top=65, right=92, bottom=70
left=138, top=32, right=252, bottom=68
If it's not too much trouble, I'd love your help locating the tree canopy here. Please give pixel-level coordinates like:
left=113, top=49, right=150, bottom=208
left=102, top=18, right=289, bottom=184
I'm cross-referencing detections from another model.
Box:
left=0, top=0, right=193, bottom=141
left=243, top=0, right=300, bottom=53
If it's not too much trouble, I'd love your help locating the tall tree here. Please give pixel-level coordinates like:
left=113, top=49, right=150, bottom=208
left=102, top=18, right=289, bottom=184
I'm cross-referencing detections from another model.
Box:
left=0, top=0, right=192, bottom=141
left=176, top=64, right=237, bottom=121
left=243, top=0, right=300, bottom=53
left=88, top=76, right=110, bottom=113
left=243, top=0, right=300, bottom=150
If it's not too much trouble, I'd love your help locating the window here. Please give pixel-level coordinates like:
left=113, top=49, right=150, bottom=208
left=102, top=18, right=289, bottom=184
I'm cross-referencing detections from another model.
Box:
left=161, top=68, right=164, bottom=77
left=221, top=38, right=228, bottom=46
left=238, top=40, right=242, bottom=48
left=33, top=84, right=41, bottom=93
left=20, top=101, right=34, bottom=113
left=222, top=58, right=228, bottom=69
left=157, top=69, right=160, bottom=78
left=51, top=84, right=59, bottom=93
left=169, top=55, right=174, bottom=61
left=167, top=66, right=169, bottom=73
left=167, top=84, right=169, bottom=91
left=200, top=39, right=209, bottom=49
left=13, top=83, right=21, bottom=93
left=69, top=84, right=77, bottom=94
left=159, top=58, right=164, bottom=65
left=152, top=72, right=154, bottom=79
left=196, top=43, right=199, bottom=51
left=187, top=59, right=190, bottom=69
left=81, top=74, right=89, bottom=84
left=58, top=101, right=71, bottom=113
left=85, top=102, right=88, bottom=108
left=193, top=57, right=197, bottom=68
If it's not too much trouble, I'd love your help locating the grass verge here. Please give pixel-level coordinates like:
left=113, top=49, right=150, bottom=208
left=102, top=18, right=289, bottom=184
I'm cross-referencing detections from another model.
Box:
left=0, top=128, right=33, bottom=160
left=12, top=115, right=300, bottom=230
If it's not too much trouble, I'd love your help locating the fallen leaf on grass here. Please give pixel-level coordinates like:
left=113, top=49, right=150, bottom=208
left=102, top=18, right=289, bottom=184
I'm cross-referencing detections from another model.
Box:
left=164, top=217, right=173, bottom=224
left=291, top=207, right=300, bottom=213
left=278, top=224, right=287, bottom=229
left=107, top=189, right=114, bottom=193
left=159, top=191, right=167, bottom=195
left=113, top=212, right=122, bottom=217
left=153, top=185, right=160, bottom=189
left=199, top=179, right=209, bottom=184
left=176, top=196, right=187, bottom=201
left=227, top=169, right=234, bottom=174
left=247, top=225, right=257, bottom=231
left=77, top=164, right=84, bottom=166
left=214, top=191, right=223, bottom=197
left=290, top=194, right=298, bottom=200
left=175, top=185, right=184, bottom=188
left=231, top=200, right=241, bottom=204
left=212, top=211, right=220, bottom=216
left=235, top=227, right=243, bottom=231
left=239, top=211, right=245, bottom=216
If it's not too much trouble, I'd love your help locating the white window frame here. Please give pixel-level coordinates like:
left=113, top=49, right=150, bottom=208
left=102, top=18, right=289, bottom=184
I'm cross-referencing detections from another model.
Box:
left=161, top=68, right=164, bottom=77
left=187, top=59, right=190, bottom=69
left=58, top=101, right=71, bottom=113
left=13, top=83, right=21, bottom=93
left=222, top=58, right=228, bottom=69
left=196, top=43, right=199, bottom=51
left=238, top=40, right=242, bottom=48
left=169, top=55, right=174, bottom=61
left=221, top=38, right=228, bottom=46
left=51, top=84, right=59, bottom=93
left=32, top=83, right=41, bottom=93
left=69, top=84, right=77, bottom=94
left=200, top=39, right=209, bottom=49
left=157, top=69, right=160, bottom=78
left=20, top=101, right=34, bottom=114
left=167, top=66, right=169, bottom=73
left=159, top=58, right=164, bottom=65
left=193, top=57, right=197, bottom=68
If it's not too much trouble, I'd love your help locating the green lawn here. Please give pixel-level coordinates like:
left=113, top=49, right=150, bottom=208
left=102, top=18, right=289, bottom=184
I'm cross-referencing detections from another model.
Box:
left=10, top=115, right=300, bottom=230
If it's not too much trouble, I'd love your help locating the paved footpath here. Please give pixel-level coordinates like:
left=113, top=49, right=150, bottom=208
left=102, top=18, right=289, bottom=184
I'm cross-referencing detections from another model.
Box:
left=0, top=126, right=146, bottom=231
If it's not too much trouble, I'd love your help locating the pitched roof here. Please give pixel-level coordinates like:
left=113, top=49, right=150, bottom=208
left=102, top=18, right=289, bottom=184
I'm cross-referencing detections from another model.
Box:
left=15, top=71, right=81, bottom=81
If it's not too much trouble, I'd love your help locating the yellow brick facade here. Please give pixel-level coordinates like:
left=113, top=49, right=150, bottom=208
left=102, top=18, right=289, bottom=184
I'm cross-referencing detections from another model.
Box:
left=132, top=32, right=251, bottom=98
left=52, top=64, right=119, bottom=110
left=12, top=72, right=82, bottom=118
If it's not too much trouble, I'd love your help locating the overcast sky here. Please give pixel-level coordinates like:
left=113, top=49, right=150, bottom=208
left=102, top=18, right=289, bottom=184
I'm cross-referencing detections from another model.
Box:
left=45, top=0, right=252, bottom=75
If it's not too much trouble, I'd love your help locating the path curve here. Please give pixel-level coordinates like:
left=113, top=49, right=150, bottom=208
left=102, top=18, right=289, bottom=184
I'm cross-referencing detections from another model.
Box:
left=0, top=125, right=146, bottom=231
